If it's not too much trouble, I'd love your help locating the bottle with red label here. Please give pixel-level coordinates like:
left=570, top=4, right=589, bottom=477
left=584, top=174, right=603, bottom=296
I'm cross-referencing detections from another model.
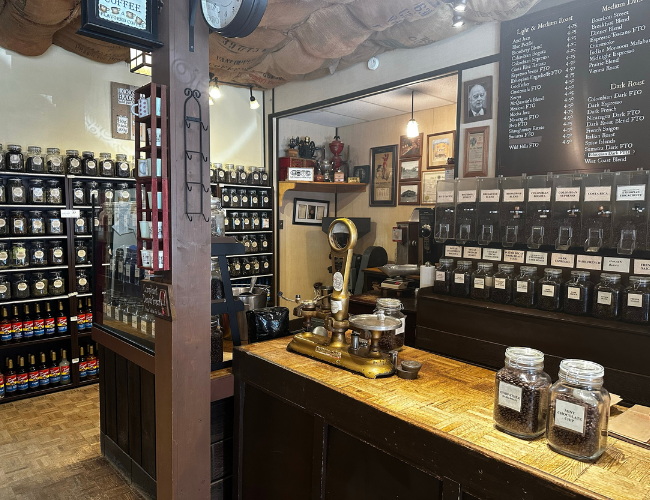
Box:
left=28, top=354, right=39, bottom=390
left=11, top=305, right=22, bottom=342
left=33, top=303, right=44, bottom=338
left=22, top=304, right=33, bottom=341
left=86, top=298, right=93, bottom=330
left=59, top=350, right=71, bottom=385
left=4, top=359, right=16, bottom=395
left=86, top=345, right=98, bottom=379
left=56, top=301, right=67, bottom=335
left=0, top=369, right=4, bottom=399
left=77, top=299, right=86, bottom=332
left=44, top=302, right=55, bottom=336
left=49, top=351, right=60, bottom=385
left=38, top=352, right=49, bottom=387
left=16, top=357, right=28, bottom=393
left=78, top=346, right=88, bottom=380
left=0, top=307, right=11, bottom=344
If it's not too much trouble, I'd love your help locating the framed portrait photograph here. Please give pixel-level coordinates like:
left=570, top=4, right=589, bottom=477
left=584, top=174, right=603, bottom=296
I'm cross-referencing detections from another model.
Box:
left=399, top=133, right=423, bottom=158
left=427, top=131, right=455, bottom=168
left=293, top=198, right=330, bottom=225
left=464, top=126, right=490, bottom=178
left=399, top=182, right=420, bottom=205
left=352, top=165, right=370, bottom=184
left=370, top=145, right=397, bottom=207
left=421, top=169, right=449, bottom=205
left=399, top=158, right=421, bottom=182
left=464, top=76, right=493, bottom=123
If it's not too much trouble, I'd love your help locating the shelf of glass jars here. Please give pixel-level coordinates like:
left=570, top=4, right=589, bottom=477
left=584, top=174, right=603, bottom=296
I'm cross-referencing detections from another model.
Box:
left=0, top=171, right=65, bottom=179
left=0, top=235, right=68, bottom=241
left=2, top=204, right=66, bottom=209
left=231, top=274, right=273, bottom=281
left=0, top=264, right=68, bottom=273
left=68, top=175, right=136, bottom=183
left=225, top=231, right=272, bottom=235
left=0, top=334, right=72, bottom=350
left=212, top=183, right=272, bottom=190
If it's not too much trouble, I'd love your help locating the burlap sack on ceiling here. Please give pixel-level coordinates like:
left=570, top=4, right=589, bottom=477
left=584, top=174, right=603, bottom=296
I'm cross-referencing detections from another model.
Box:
left=54, top=17, right=129, bottom=64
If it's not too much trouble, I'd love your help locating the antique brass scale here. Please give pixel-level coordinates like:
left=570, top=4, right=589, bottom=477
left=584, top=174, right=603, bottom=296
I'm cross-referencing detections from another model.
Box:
left=284, top=218, right=400, bottom=379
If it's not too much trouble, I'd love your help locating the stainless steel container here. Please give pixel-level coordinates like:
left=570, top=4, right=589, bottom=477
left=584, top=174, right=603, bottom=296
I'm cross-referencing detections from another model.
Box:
left=233, top=286, right=267, bottom=342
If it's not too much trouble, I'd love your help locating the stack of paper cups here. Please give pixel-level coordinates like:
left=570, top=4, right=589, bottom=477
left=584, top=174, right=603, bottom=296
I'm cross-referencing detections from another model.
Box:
left=420, top=263, right=435, bottom=288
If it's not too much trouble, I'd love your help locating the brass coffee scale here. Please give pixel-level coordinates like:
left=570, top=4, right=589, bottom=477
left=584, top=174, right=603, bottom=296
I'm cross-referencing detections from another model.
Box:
left=281, top=218, right=401, bottom=379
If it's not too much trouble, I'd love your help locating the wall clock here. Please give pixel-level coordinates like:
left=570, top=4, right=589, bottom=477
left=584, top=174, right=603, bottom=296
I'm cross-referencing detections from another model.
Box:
left=201, top=0, right=267, bottom=38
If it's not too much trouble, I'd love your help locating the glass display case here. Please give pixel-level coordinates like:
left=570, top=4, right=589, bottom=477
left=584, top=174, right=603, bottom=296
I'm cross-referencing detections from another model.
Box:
left=581, top=171, right=615, bottom=253
left=434, top=179, right=455, bottom=243
left=613, top=169, right=649, bottom=255
left=454, top=178, right=478, bottom=244
left=477, top=177, right=501, bottom=245
left=551, top=173, right=583, bottom=250
left=525, top=174, right=553, bottom=249
left=500, top=174, right=526, bottom=247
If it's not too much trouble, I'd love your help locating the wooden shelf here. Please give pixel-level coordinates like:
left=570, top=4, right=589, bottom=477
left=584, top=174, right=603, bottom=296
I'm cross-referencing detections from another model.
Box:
left=278, top=181, right=367, bottom=204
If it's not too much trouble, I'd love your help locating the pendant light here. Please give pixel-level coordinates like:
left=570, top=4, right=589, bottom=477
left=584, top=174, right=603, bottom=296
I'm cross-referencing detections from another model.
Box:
left=452, top=14, right=465, bottom=27
left=453, top=0, right=467, bottom=12
left=209, top=73, right=222, bottom=99
left=249, top=86, right=260, bottom=109
left=406, top=91, right=419, bottom=138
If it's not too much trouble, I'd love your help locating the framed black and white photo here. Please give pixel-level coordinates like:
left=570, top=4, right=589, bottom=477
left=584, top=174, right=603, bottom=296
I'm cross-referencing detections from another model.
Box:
left=293, top=198, right=330, bottom=225
left=370, top=145, right=398, bottom=207
left=464, top=76, right=493, bottom=123
left=353, top=165, right=370, bottom=184
left=399, top=158, right=421, bottom=182
left=399, top=183, right=420, bottom=205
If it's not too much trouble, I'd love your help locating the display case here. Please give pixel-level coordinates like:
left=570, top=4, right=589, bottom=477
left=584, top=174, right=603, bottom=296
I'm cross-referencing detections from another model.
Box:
left=500, top=174, right=526, bottom=247
left=551, top=173, right=583, bottom=250
left=525, top=174, right=553, bottom=249
left=581, top=171, right=615, bottom=253
left=613, top=169, right=649, bottom=255
left=477, top=177, right=501, bottom=245
left=434, top=179, right=455, bottom=243
left=454, top=178, right=478, bottom=245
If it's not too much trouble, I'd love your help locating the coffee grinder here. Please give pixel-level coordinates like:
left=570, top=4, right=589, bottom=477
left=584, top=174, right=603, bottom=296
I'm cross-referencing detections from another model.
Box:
left=284, top=218, right=399, bottom=378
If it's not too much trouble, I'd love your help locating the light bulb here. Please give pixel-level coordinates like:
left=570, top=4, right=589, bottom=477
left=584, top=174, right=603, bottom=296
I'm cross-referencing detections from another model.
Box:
left=453, top=0, right=467, bottom=12
left=250, top=96, right=260, bottom=110
left=452, top=14, right=465, bottom=27
left=406, top=119, right=419, bottom=138
left=209, top=96, right=215, bottom=106
left=209, top=82, right=221, bottom=99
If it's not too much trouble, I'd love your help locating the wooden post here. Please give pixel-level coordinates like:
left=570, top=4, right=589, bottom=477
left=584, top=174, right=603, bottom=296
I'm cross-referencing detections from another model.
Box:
left=153, top=0, right=211, bottom=498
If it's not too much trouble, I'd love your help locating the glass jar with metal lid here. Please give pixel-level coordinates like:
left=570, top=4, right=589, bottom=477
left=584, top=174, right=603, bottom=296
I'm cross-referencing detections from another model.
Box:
left=48, top=241, right=65, bottom=265
left=10, top=210, right=27, bottom=236
left=226, top=164, right=237, bottom=184
left=48, top=271, right=65, bottom=296
left=242, top=235, right=251, bottom=253
left=249, top=235, right=259, bottom=253
left=0, top=210, right=8, bottom=236
left=229, top=257, right=241, bottom=277
left=547, top=359, right=610, bottom=461
left=433, top=258, right=454, bottom=294
left=493, top=347, right=552, bottom=439
left=30, top=273, right=48, bottom=297
left=99, top=152, right=114, bottom=177
left=563, top=270, right=593, bottom=316
left=66, top=150, right=82, bottom=174
left=86, top=181, right=100, bottom=205
left=115, top=154, right=130, bottom=178
left=6, top=145, right=24, bottom=172
left=622, top=276, right=650, bottom=324
left=72, top=181, right=86, bottom=205
left=373, top=297, right=406, bottom=351
left=221, top=186, right=231, bottom=208
left=236, top=165, right=247, bottom=185
left=471, top=262, right=494, bottom=301
left=82, top=151, right=98, bottom=176
left=224, top=213, right=231, bottom=232
left=28, top=211, right=45, bottom=235
left=239, top=189, right=250, bottom=208
left=8, top=178, right=26, bottom=204
left=12, top=273, right=29, bottom=299
left=513, top=266, right=538, bottom=308
left=74, top=240, right=89, bottom=265
left=260, top=168, right=269, bottom=186
left=28, top=179, right=45, bottom=204
left=248, top=166, right=261, bottom=185
left=260, top=190, right=271, bottom=209
left=215, top=163, right=226, bottom=184
left=251, top=212, right=261, bottom=231
left=250, top=256, right=260, bottom=275
left=46, top=148, right=64, bottom=174
left=249, top=189, right=259, bottom=208
left=46, top=180, right=63, bottom=204
left=592, top=273, right=623, bottom=320
left=46, top=210, right=63, bottom=235
left=30, top=241, right=47, bottom=266
left=0, top=242, right=8, bottom=269
left=230, top=188, right=241, bottom=208
left=260, top=255, right=270, bottom=272
left=76, top=270, right=90, bottom=293
left=74, top=212, right=88, bottom=234
left=26, top=146, right=45, bottom=173
left=0, top=144, right=5, bottom=170
left=231, top=211, right=242, bottom=232
left=451, top=261, right=472, bottom=298
left=538, top=268, right=563, bottom=312
left=241, top=257, right=252, bottom=276
left=0, top=180, right=5, bottom=204
left=100, top=183, right=115, bottom=204
left=0, top=275, right=10, bottom=300
left=259, top=233, right=269, bottom=251
left=116, top=183, right=131, bottom=202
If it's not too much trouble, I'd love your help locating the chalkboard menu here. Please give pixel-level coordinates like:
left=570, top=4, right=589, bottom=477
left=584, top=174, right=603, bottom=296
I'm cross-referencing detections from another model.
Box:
left=498, top=0, right=650, bottom=176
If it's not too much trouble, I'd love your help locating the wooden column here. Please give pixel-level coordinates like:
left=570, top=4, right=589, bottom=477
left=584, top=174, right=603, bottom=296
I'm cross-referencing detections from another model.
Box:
left=153, top=0, right=211, bottom=498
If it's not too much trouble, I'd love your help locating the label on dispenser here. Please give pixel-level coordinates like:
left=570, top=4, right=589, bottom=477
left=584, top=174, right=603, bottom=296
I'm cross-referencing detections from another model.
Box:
left=480, top=190, right=500, bottom=203
left=584, top=186, right=611, bottom=202
left=554, top=399, right=586, bottom=435
left=458, top=190, right=477, bottom=203
left=437, top=191, right=454, bottom=204
left=503, top=189, right=524, bottom=202
left=463, top=247, right=481, bottom=259
left=603, top=257, right=631, bottom=274
left=504, top=250, right=525, bottom=264
left=616, top=185, right=646, bottom=202
left=445, top=246, right=462, bottom=258
left=597, top=292, right=612, bottom=306
left=634, top=259, right=650, bottom=275
left=482, top=248, right=502, bottom=261
left=551, top=253, right=575, bottom=268
left=628, top=294, right=643, bottom=308
left=498, top=381, right=522, bottom=412
left=528, top=188, right=551, bottom=202
left=526, top=252, right=548, bottom=265
left=555, top=187, right=580, bottom=202
left=576, top=256, right=602, bottom=271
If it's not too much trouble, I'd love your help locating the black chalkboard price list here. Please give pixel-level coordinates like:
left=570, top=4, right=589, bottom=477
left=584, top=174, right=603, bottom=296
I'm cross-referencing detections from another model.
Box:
left=563, top=22, right=577, bottom=146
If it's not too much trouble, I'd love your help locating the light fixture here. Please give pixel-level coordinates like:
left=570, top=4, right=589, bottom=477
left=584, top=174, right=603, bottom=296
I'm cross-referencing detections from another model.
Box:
left=129, top=48, right=152, bottom=76
left=453, top=0, right=467, bottom=12
left=209, top=73, right=222, bottom=99
left=249, top=86, right=260, bottom=110
left=452, top=13, right=465, bottom=27
left=406, top=91, right=419, bottom=138
left=209, top=96, right=215, bottom=106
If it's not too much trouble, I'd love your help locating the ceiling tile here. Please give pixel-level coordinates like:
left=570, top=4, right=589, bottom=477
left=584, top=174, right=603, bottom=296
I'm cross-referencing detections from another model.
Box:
left=289, top=111, right=365, bottom=127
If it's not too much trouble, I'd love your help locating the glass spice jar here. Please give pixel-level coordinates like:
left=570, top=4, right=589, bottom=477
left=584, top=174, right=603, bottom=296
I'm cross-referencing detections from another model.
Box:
left=0, top=180, right=5, bottom=204
left=211, top=198, right=226, bottom=237
left=0, top=275, right=10, bottom=300
left=0, top=144, right=4, bottom=171
left=28, top=211, right=45, bottom=235
left=46, top=148, right=64, bottom=174
left=251, top=256, right=260, bottom=275
left=46, top=180, right=63, bottom=204
left=0, top=242, right=8, bottom=268
left=46, top=210, right=63, bottom=235
left=82, top=151, right=98, bottom=176
left=374, top=297, right=406, bottom=351
left=236, top=165, right=247, bottom=185
left=622, top=276, right=650, bottom=324
left=72, top=181, right=85, bottom=206
left=241, top=257, right=252, bottom=276
left=261, top=191, right=271, bottom=209
left=76, top=270, right=90, bottom=293
left=12, top=274, right=29, bottom=299
left=221, top=187, right=231, bottom=208
left=99, top=153, right=114, bottom=177
left=0, top=211, right=7, bottom=236
left=259, top=234, right=269, bottom=252
left=100, top=183, right=115, bottom=204
left=6, top=145, right=24, bottom=172
left=242, top=213, right=252, bottom=231
left=538, top=268, right=563, bottom=312
left=239, top=189, right=250, bottom=208
left=251, top=212, right=261, bottom=231
left=10, top=210, right=27, bottom=236
left=30, top=273, right=48, bottom=297
left=116, top=154, right=130, bottom=178
left=492, top=264, right=516, bottom=304
left=592, top=273, right=623, bottom=320
left=260, top=168, right=269, bottom=187
left=434, top=258, right=454, bottom=294
left=232, top=212, right=242, bottom=232
left=226, top=164, right=237, bottom=184
left=248, top=166, right=261, bottom=185
left=513, top=266, right=538, bottom=308
left=494, top=347, right=551, bottom=439
left=224, top=214, right=231, bottom=232
left=260, top=255, right=270, bottom=273
left=66, top=150, right=82, bottom=174
left=451, top=260, right=472, bottom=298
left=547, top=359, right=610, bottom=461
left=8, top=178, right=26, bottom=204
left=250, top=189, right=259, bottom=209
left=230, top=188, right=241, bottom=208
left=230, top=258, right=241, bottom=277
left=210, top=257, right=224, bottom=300
left=74, top=213, right=87, bottom=234
left=48, top=241, right=65, bottom=265
left=471, top=262, right=494, bottom=301
left=215, top=163, right=226, bottom=184
left=249, top=235, right=259, bottom=253
left=86, top=181, right=100, bottom=206
left=26, top=146, right=45, bottom=173
left=75, top=240, right=88, bottom=264
left=242, top=235, right=251, bottom=253
left=48, top=271, right=66, bottom=296
left=30, top=242, right=47, bottom=266
left=28, top=179, right=45, bottom=205
left=116, top=183, right=131, bottom=202
left=563, top=270, right=593, bottom=316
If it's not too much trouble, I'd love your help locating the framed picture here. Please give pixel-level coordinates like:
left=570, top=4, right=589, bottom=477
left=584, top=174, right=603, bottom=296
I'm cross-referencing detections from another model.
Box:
left=427, top=131, right=455, bottom=168
left=464, top=76, right=493, bottom=123
left=293, top=198, right=330, bottom=225
left=399, top=158, right=421, bottom=182
left=352, top=165, right=370, bottom=184
left=464, top=126, right=490, bottom=178
left=399, top=133, right=423, bottom=158
left=399, top=183, right=420, bottom=205
left=421, top=169, right=449, bottom=205
left=370, top=145, right=397, bottom=207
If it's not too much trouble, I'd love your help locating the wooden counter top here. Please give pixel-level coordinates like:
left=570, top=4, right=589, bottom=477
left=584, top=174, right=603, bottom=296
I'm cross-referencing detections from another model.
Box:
left=239, top=338, right=650, bottom=500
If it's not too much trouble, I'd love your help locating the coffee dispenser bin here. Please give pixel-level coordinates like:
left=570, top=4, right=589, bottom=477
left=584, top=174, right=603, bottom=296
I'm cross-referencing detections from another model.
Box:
left=551, top=173, right=583, bottom=251
left=525, top=174, right=553, bottom=249
left=581, top=171, right=615, bottom=253
left=477, top=177, right=501, bottom=246
left=613, top=169, right=649, bottom=255
left=500, top=174, right=527, bottom=247
left=434, top=179, right=456, bottom=243
left=454, top=177, right=478, bottom=245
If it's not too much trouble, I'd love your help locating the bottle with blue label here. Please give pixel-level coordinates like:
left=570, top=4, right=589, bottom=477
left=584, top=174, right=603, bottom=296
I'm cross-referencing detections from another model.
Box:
left=33, top=303, right=44, bottom=337
left=16, top=357, right=28, bottom=393
left=49, top=351, right=60, bottom=385
left=79, top=346, right=87, bottom=380
left=0, top=307, right=11, bottom=344
left=11, top=305, right=22, bottom=342
left=28, top=355, right=39, bottom=390
left=4, top=359, right=16, bottom=395
left=44, top=302, right=55, bottom=336
left=22, top=304, right=33, bottom=341
left=59, top=350, right=71, bottom=385
left=56, top=301, right=67, bottom=335
left=38, top=352, right=49, bottom=387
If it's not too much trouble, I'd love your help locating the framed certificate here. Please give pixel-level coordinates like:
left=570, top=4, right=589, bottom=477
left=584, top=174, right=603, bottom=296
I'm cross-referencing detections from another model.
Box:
left=464, top=126, right=489, bottom=178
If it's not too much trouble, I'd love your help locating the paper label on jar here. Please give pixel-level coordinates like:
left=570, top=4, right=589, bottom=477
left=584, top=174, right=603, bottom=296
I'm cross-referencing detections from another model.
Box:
left=234, top=264, right=240, bottom=270
left=0, top=285, right=6, bottom=293
left=262, top=219, right=270, bottom=229
left=474, top=278, right=484, bottom=289
left=232, top=195, right=239, bottom=203
left=542, top=285, right=555, bottom=297
left=33, top=187, right=43, bottom=198
left=33, top=156, right=43, bottom=166
left=0, top=252, right=7, bottom=260
left=435, top=271, right=445, bottom=282
left=53, top=280, right=62, bottom=287
left=54, top=249, right=63, bottom=258
left=437, top=190, right=454, bottom=204
left=567, top=287, right=581, bottom=300
left=555, top=187, right=580, bottom=202
left=35, top=282, right=45, bottom=290
left=51, top=157, right=61, bottom=167
left=0, top=220, right=5, bottom=228
left=498, top=381, right=522, bottom=412
left=70, top=158, right=80, bottom=168
left=17, top=283, right=27, bottom=292
left=74, top=188, right=84, bottom=198
left=14, top=219, right=23, bottom=230
left=76, top=219, right=85, bottom=227
left=628, top=293, right=643, bottom=307
left=263, top=262, right=269, bottom=269
left=132, top=317, right=138, bottom=328
left=503, top=189, right=525, bottom=202
left=78, top=250, right=86, bottom=258
left=463, top=247, right=481, bottom=259
left=120, top=163, right=129, bottom=171
left=494, top=278, right=506, bottom=290
left=34, top=250, right=44, bottom=259
left=105, top=191, right=113, bottom=200
left=242, top=196, right=249, bottom=203
left=516, top=281, right=528, bottom=293
left=12, top=187, right=23, bottom=199
left=234, top=218, right=241, bottom=226
left=584, top=186, right=611, bottom=202
left=454, top=274, right=465, bottom=284
left=251, top=241, right=258, bottom=248
left=33, top=220, right=43, bottom=230
left=603, top=257, right=630, bottom=273
left=252, top=197, right=258, bottom=204
left=88, top=161, right=96, bottom=169
left=528, top=188, right=551, bottom=202
left=597, top=291, right=612, bottom=305
left=616, top=185, right=646, bottom=201
left=16, top=249, right=26, bottom=259
left=554, top=398, right=586, bottom=435
left=223, top=194, right=230, bottom=201
left=445, top=246, right=462, bottom=258
left=90, top=190, right=98, bottom=200
left=480, top=189, right=500, bottom=203
left=504, top=250, right=525, bottom=263
left=244, top=218, right=250, bottom=225
left=458, top=190, right=477, bottom=203
left=263, top=196, right=269, bottom=203
left=79, top=278, right=87, bottom=286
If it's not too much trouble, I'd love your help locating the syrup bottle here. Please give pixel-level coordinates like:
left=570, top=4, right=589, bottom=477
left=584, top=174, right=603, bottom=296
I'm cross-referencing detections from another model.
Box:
left=77, top=299, right=86, bottom=332
left=16, top=357, right=28, bottom=393
left=0, top=362, right=4, bottom=399
left=49, top=351, right=60, bottom=385
left=38, top=352, right=50, bottom=387
left=86, top=345, right=98, bottom=380
left=28, top=354, right=39, bottom=390
left=33, top=303, right=44, bottom=338
left=0, top=307, right=11, bottom=344
left=44, top=302, right=55, bottom=336
left=56, top=301, right=67, bottom=335
left=85, top=298, right=93, bottom=330
left=59, top=350, right=71, bottom=385
left=78, top=346, right=87, bottom=380
left=5, top=358, right=17, bottom=395
left=11, top=305, right=22, bottom=343
left=22, top=304, right=33, bottom=341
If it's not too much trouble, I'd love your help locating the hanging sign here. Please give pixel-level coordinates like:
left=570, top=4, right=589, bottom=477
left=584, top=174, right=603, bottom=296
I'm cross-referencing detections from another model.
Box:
left=79, top=0, right=163, bottom=51
left=141, top=280, right=175, bottom=321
